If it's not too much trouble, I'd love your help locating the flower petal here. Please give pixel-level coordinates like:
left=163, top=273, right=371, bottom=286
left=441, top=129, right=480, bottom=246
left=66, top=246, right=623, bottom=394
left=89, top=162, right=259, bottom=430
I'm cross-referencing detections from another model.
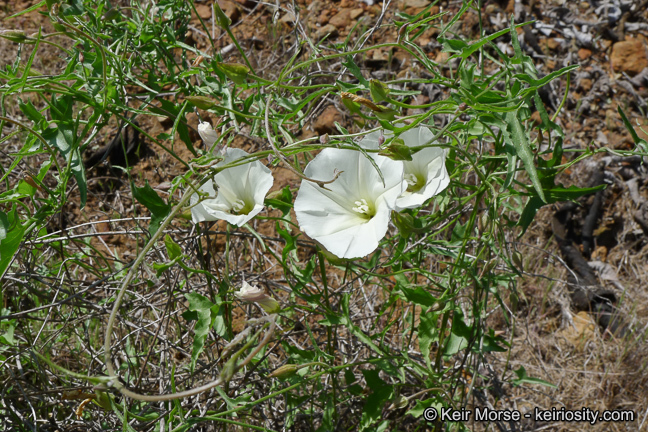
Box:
left=395, top=127, right=449, bottom=210
left=190, top=148, right=273, bottom=226
left=295, top=147, right=405, bottom=259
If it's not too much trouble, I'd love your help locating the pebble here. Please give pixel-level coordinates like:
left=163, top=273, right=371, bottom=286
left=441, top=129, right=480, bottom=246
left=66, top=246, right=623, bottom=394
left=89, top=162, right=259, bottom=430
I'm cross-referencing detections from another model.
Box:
left=313, top=106, right=343, bottom=134
left=610, top=40, right=648, bottom=75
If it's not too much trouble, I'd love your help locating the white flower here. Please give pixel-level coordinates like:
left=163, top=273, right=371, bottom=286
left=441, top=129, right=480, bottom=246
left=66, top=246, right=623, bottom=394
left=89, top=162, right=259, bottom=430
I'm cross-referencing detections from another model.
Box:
left=235, top=281, right=280, bottom=313
left=190, top=148, right=274, bottom=226
left=294, top=141, right=405, bottom=259
left=198, top=122, right=219, bottom=149
left=362, top=126, right=449, bottom=210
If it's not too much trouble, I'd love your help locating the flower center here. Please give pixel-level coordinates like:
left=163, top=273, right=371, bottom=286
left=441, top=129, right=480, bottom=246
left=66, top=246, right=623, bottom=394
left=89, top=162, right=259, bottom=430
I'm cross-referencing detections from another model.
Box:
left=231, top=199, right=252, bottom=215
left=352, top=198, right=375, bottom=219
left=404, top=172, right=425, bottom=193
left=352, top=199, right=369, bottom=213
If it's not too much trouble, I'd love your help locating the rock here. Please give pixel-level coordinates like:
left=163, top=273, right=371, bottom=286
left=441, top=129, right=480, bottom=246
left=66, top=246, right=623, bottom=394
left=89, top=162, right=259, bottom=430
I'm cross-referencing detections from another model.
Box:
left=610, top=40, right=648, bottom=75
left=435, top=51, right=450, bottom=64
left=315, top=24, right=338, bottom=40
left=546, top=38, right=560, bottom=51
left=329, top=8, right=351, bottom=28
left=406, top=94, right=430, bottom=116
left=280, top=11, right=297, bottom=25
left=634, top=118, right=648, bottom=142
left=400, top=0, right=430, bottom=8
left=578, top=48, right=592, bottom=60
left=560, top=311, right=596, bottom=348
left=579, top=78, right=592, bottom=92
left=195, top=4, right=212, bottom=19
left=220, top=0, right=241, bottom=23
left=313, top=105, right=343, bottom=134
left=317, top=10, right=330, bottom=25
left=196, top=1, right=241, bottom=23
left=350, top=8, right=364, bottom=20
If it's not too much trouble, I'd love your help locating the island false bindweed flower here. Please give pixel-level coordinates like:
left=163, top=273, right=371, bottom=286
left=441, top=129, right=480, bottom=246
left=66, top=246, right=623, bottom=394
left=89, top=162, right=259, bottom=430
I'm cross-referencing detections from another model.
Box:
left=362, top=126, right=449, bottom=210
left=235, top=281, right=280, bottom=313
left=190, top=147, right=274, bottom=227
left=294, top=141, right=406, bottom=259
left=198, top=122, right=220, bottom=149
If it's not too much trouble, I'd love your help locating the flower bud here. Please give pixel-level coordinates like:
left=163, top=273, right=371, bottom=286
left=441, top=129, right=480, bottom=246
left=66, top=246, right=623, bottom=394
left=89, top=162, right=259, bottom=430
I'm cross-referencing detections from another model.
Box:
left=0, top=30, right=28, bottom=43
left=217, top=62, right=249, bottom=85
left=235, top=281, right=280, bottom=314
left=197, top=122, right=219, bottom=147
left=187, top=96, right=218, bottom=110
left=268, top=364, right=299, bottom=379
left=377, top=134, right=385, bottom=146
left=319, top=133, right=329, bottom=144
left=378, top=138, right=413, bottom=161
left=192, top=55, right=205, bottom=67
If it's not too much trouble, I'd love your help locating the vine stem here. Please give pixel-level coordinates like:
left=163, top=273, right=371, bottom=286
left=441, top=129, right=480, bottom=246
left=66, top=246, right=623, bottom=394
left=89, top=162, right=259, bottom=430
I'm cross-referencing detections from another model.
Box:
left=102, top=166, right=278, bottom=401
left=103, top=187, right=194, bottom=386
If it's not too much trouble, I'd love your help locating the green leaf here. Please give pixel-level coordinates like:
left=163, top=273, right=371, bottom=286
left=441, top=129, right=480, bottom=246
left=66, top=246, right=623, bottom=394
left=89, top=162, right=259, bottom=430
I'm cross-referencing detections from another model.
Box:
left=369, top=79, right=390, bottom=103
left=419, top=313, right=439, bottom=371
left=444, top=309, right=472, bottom=356
left=373, top=105, right=398, bottom=124
left=0, top=210, right=25, bottom=278
left=482, top=332, right=508, bottom=353
left=618, top=107, right=648, bottom=152
left=505, top=110, right=545, bottom=202
left=152, top=256, right=181, bottom=277
left=409, top=398, right=443, bottom=418
left=213, top=1, right=231, bottom=29
left=454, top=21, right=534, bottom=60
left=5, top=0, right=46, bottom=20
left=164, top=234, right=182, bottom=260
left=360, top=369, right=393, bottom=430
left=438, top=37, right=468, bottom=53
left=399, top=285, right=437, bottom=307
left=184, top=292, right=216, bottom=372
left=0, top=211, right=7, bottom=243
left=265, top=186, right=293, bottom=216
left=42, top=125, right=87, bottom=208
left=131, top=181, right=171, bottom=235
left=342, top=56, right=369, bottom=88
left=437, top=0, right=470, bottom=38
left=514, top=64, right=579, bottom=88
left=276, top=223, right=297, bottom=262
left=518, top=184, right=606, bottom=234
left=19, top=99, right=45, bottom=125
left=512, top=366, right=557, bottom=388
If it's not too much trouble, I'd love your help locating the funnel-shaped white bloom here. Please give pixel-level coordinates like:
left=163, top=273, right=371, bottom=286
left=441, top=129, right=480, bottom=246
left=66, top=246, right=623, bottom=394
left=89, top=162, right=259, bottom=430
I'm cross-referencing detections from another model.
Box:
left=362, top=127, right=449, bottom=210
left=198, top=122, right=219, bottom=148
left=191, top=148, right=273, bottom=226
left=294, top=142, right=405, bottom=259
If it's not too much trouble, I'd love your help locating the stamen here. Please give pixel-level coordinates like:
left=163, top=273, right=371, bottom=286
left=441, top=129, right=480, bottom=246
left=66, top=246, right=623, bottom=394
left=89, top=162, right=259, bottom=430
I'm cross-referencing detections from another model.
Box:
left=232, top=199, right=246, bottom=213
left=404, top=173, right=418, bottom=186
left=352, top=199, right=370, bottom=214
